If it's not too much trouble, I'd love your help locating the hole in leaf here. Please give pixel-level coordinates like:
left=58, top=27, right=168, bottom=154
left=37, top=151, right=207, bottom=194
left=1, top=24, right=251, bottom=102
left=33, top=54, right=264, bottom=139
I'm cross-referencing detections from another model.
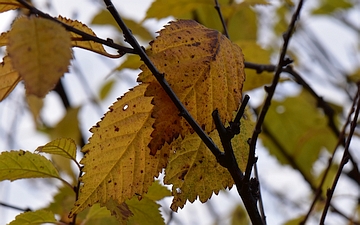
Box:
left=176, top=188, right=181, bottom=194
left=123, top=104, right=129, bottom=111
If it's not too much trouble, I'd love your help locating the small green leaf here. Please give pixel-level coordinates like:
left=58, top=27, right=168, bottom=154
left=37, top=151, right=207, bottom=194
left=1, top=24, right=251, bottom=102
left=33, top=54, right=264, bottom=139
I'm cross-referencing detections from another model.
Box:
left=116, top=54, right=142, bottom=71
left=0, top=150, right=60, bottom=181
left=8, top=210, right=56, bottom=225
left=99, top=79, right=115, bottom=100
left=126, top=197, right=165, bottom=225
left=143, top=180, right=171, bottom=201
left=36, top=138, right=77, bottom=161
left=312, top=0, right=353, bottom=15
left=92, top=10, right=153, bottom=40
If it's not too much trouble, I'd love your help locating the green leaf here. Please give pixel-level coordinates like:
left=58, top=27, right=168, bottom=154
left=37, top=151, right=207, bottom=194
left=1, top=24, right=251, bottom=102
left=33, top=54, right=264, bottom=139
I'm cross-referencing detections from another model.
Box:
left=44, top=186, right=75, bottom=217
left=126, top=197, right=165, bottom=225
left=48, top=107, right=82, bottom=145
left=143, top=180, right=171, bottom=201
left=36, top=138, right=77, bottom=161
left=260, top=91, right=338, bottom=181
left=0, top=150, right=60, bottom=181
left=312, top=0, right=353, bottom=15
left=92, top=10, right=153, bottom=41
left=227, top=4, right=257, bottom=41
left=99, top=79, right=115, bottom=100
left=8, top=210, right=56, bottom=225
left=145, top=0, right=210, bottom=20
left=230, top=205, right=250, bottom=225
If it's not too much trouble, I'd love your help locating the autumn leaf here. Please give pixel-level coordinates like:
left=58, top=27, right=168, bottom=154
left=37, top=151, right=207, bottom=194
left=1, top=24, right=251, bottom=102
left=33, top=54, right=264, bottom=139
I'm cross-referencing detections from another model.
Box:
left=8, top=210, right=56, bottom=225
left=7, top=16, right=72, bottom=98
left=0, top=0, right=24, bottom=13
left=0, top=56, right=21, bottom=101
left=36, top=138, right=77, bottom=162
left=70, top=84, right=169, bottom=216
left=105, top=180, right=170, bottom=224
left=138, top=20, right=245, bottom=154
left=0, top=150, right=61, bottom=181
left=57, top=16, right=121, bottom=58
left=164, top=112, right=252, bottom=211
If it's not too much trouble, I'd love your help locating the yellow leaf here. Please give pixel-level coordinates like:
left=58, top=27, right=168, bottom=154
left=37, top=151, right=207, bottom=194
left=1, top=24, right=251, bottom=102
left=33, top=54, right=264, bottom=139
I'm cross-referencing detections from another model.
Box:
left=105, top=199, right=132, bottom=223
left=138, top=20, right=245, bottom=154
left=36, top=138, right=77, bottom=162
left=0, top=55, right=21, bottom=101
left=70, top=84, right=169, bottom=216
left=164, top=131, right=234, bottom=211
left=0, top=0, right=24, bottom=13
left=235, top=40, right=273, bottom=91
left=115, top=54, right=142, bottom=71
left=0, top=150, right=60, bottom=181
left=164, top=112, right=252, bottom=211
left=57, top=16, right=121, bottom=58
left=25, top=94, right=43, bottom=127
left=0, top=31, right=8, bottom=47
left=7, top=16, right=72, bottom=98
left=8, top=210, right=56, bottom=225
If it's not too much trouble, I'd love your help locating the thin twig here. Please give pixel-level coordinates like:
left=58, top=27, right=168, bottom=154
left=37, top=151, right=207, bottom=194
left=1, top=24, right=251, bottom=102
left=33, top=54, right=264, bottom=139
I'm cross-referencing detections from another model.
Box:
left=245, top=0, right=305, bottom=182
left=16, top=0, right=136, bottom=56
left=214, top=0, right=230, bottom=39
left=70, top=170, right=83, bottom=225
left=320, top=84, right=360, bottom=224
left=0, top=202, right=31, bottom=212
left=244, top=62, right=276, bottom=73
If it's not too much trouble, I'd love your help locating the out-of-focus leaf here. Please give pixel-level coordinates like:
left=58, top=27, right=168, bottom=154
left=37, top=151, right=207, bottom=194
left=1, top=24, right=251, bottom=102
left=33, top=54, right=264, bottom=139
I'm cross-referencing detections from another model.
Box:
left=7, top=16, right=72, bottom=98
left=8, top=210, right=56, bottom=225
left=0, top=150, right=60, bottom=181
left=99, top=79, right=115, bottom=100
left=230, top=205, right=250, bottom=225
left=43, top=186, right=75, bottom=223
left=126, top=197, right=164, bottom=225
left=115, top=54, right=142, bottom=71
left=49, top=107, right=82, bottom=145
left=0, top=56, right=21, bottom=102
left=57, top=16, right=121, bottom=58
left=312, top=0, right=353, bottom=15
left=145, top=0, right=210, bottom=20
left=0, top=0, right=24, bottom=13
left=235, top=40, right=273, bottom=91
left=145, top=180, right=171, bottom=201
left=92, top=10, right=153, bottom=41
left=227, top=5, right=257, bottom=41
left=260, top=91, right=338, bottom=181
left=26, top=94, right=43, bottom=127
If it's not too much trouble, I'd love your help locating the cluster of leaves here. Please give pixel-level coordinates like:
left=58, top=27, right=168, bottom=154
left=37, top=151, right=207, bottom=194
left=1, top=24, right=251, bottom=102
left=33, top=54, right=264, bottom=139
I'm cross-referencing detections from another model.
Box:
left=0, top=0, right=360, bottom=224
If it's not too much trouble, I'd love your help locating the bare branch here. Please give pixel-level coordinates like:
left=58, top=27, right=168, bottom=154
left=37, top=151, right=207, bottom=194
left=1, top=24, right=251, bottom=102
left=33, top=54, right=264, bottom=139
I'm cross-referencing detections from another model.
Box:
left=245, top=0, right=305, bottom=182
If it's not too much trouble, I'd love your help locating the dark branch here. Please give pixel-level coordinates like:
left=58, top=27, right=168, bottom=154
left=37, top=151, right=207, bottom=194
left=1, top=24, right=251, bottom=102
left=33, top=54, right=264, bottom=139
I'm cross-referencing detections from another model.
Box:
left=245, top=0, right=305, bottom=182
left=0, top=202, right=31, bottom=212
left=320, top=85, right=360, bottom=224
left=16, top=0, right=136, bottom=56
left=214, top=0, right=230, bottom=39
left=244, top=62, right=276, bottom=73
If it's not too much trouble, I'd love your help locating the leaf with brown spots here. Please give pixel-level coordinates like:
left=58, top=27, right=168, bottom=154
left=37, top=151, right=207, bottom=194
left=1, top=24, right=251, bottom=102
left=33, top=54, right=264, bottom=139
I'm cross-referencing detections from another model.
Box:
left=138, top=20, right=245, bottom=155
left=164, top=112, right=253, bottom=211
left=70, top=84, right=169, bottom=216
